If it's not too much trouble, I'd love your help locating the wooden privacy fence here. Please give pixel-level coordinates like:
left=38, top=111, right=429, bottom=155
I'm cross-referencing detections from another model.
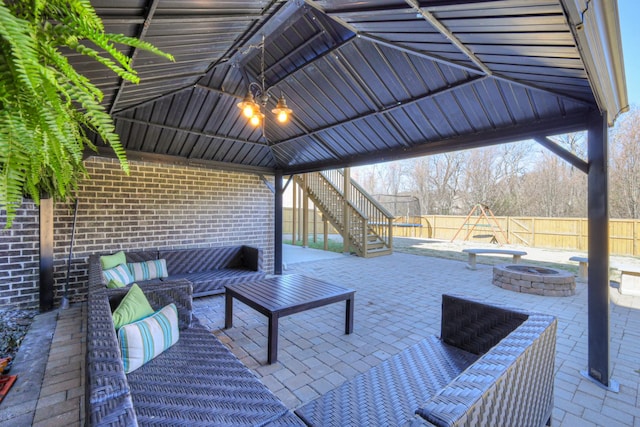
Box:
left=284, top=209, right=640, bottom=257
left=391, top=215, right=640, bottom=257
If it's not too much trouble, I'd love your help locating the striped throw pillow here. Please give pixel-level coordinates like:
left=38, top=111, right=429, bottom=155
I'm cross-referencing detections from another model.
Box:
left=127, top=259, right=168, bottom=282
left=118, top=303, right=179, bottom=373
left=102, top=263, right=134, bottom=286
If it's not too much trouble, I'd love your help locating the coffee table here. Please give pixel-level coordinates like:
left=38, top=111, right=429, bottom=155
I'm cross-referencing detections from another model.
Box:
left=225, top=274, right=355, bottom=364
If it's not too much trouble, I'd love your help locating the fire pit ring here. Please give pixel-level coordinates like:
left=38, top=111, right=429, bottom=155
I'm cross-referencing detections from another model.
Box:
left=493, top=264, right=575, bottom=296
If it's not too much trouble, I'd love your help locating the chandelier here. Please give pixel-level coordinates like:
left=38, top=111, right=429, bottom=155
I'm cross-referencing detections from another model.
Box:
left=237, top=35, right=292, bottom=127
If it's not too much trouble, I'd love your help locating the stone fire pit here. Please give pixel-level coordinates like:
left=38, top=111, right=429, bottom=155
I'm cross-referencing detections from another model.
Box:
left=493, top=264, right=575, bottom=296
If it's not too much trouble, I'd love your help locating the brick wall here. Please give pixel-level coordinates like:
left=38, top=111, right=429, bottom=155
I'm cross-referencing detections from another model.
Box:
left=0, top=157, right=275, bottom=309
left=0, top=201, right=40, bottom=308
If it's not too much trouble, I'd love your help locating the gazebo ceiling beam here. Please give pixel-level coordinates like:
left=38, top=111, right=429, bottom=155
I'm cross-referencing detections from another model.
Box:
left=282, top=112, right=590, bottom=175
left=100, top=14, right=262, bottom=25
left=86, top=147, right=273, bottom=175
left=109, top=0, right=161, bottom=114
left=269, top=33, right=357, bottom=87
left=405, top=0, right=492, bottom=76
left=114, top=116, right=269, bottom=148
left=306, top=0, right=592, bottom=106
left=534, top=136, right=589, bottom=174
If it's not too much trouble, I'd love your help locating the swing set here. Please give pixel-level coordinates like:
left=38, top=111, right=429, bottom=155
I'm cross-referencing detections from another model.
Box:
left=450, top=204, right=509, bottom=244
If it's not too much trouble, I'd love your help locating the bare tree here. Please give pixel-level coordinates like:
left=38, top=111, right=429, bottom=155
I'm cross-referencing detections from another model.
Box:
left=428, top=152, right=467, bottom=214
left=406, top=157, right=431, bottom=215
left=461, top=142, right=533, bottom=215
left=609, top=107, right=640, bottom=218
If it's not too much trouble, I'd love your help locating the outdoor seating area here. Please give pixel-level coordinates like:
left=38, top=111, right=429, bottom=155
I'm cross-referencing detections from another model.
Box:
left=85, top=259, right=556, bottom=426
left=2, top=246, right=640, bottom=426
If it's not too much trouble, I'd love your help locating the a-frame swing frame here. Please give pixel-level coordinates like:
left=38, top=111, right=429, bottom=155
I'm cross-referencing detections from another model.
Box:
left=450, top=204, right=509, bottom=244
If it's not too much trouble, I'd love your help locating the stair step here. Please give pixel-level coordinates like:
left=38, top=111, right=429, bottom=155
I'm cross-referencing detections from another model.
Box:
left=364, top=248, right=393, bottom=258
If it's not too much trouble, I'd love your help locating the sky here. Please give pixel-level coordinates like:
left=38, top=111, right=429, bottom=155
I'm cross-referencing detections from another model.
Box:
left=619, top=0, right=639, bottom=106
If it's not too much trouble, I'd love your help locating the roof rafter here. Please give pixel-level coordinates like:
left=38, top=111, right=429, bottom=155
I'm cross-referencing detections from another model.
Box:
left=405, top=0, right=492, bottom=75
left=109, top=0, right=161, bottom=114
left=115, top=116, right=269, bottom=148
left=270, top=33, right=357, bottom=87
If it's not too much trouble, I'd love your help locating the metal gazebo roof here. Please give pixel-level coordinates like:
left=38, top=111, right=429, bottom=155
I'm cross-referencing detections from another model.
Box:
left=80, top=0, right=627, bottom=174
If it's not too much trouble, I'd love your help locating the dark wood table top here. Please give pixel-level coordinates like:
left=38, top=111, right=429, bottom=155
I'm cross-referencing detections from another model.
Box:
left=225, top=274, right=355, bottom=316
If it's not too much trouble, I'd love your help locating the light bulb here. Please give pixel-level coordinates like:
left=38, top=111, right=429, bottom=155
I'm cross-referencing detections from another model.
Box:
left=250, top=114, right=260, bottom=126
left=277, top=110, right=288, bottom=123
left=243, top=105, right=254, bottom=118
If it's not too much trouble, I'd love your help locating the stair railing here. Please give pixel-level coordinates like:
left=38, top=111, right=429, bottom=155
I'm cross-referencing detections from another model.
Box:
left=320, top=170, right=394, bottom=252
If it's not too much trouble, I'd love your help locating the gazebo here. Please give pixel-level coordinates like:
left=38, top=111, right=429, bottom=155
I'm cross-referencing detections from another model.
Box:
left=52, top=0, right=626, bottom=390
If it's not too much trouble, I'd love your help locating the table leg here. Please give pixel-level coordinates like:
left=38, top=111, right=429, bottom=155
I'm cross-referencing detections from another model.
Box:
left=345, top=295, right=354, bottom=334
left=268, top=314, right=279, bottom=364
left=224, top=292, right=233, bottom=329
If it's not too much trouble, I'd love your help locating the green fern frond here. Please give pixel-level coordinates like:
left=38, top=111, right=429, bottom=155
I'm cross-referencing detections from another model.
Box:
left=108, top=33, right=175, bottom=63
left=0, top=0, right=172, bottom=227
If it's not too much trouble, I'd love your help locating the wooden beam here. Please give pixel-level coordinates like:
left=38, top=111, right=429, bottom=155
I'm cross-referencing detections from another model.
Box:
left=39, top=196, right=54, bottom=312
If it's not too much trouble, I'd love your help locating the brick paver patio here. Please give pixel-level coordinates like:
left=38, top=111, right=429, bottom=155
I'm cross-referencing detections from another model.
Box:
left=1, top=247, right=639, bottom=426
left=196, top=251, right=640, bottom=427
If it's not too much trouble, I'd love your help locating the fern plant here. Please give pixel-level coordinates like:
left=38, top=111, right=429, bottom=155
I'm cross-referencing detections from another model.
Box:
left=0, top=0, right=174, bottom=227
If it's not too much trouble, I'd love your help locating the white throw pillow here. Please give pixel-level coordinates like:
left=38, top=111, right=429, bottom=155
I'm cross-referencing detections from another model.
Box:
left=118, top=303, right=179, bottom=373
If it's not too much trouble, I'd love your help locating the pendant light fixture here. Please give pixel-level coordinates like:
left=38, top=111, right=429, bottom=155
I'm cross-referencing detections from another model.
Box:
left=237, top=35, right=292, bottom=127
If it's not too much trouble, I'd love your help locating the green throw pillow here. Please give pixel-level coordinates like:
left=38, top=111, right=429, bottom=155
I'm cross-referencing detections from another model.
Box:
left=112, top=284, right=154, bottom=330
left=107, top=279, right=125, bottom=289
left=101, top=251, right=126, bottom=270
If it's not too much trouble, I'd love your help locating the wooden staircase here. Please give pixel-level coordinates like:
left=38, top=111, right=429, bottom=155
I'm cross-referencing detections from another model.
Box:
left=294, top=170, right=394, bottom=258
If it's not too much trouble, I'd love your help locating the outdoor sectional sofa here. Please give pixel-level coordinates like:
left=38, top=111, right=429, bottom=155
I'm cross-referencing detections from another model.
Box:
left=86, top=281, right=305, bottom=426
left=86, top=281, right=557, bottom=426
left=88, top=245, right=265, bottom=297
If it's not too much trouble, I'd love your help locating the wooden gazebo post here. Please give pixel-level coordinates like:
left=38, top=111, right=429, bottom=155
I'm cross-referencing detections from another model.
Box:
left=343, top=167, right=351, bottom=254
left=274, top=170, right=283, bottom=275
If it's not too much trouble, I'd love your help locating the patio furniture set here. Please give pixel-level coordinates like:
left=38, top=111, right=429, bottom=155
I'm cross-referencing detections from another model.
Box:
left=86, top=246, right=557, bottom=426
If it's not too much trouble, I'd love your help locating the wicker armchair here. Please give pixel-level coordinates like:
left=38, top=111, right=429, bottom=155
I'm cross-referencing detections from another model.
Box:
left=295, top=294, right=557, bottom=427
